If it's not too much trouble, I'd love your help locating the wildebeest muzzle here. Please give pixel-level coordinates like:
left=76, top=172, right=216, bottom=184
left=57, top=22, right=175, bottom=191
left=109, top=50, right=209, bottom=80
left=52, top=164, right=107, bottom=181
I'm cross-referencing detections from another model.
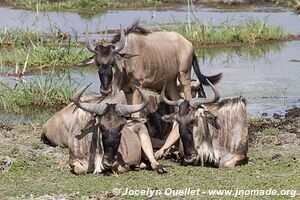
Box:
left=98, top=66, right=113, bottom=95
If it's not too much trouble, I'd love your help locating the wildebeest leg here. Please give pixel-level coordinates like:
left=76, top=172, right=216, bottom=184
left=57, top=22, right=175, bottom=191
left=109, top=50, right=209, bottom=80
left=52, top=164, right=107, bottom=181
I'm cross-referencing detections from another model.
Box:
left=155, top=82, right=181, bottom=159
left=140, top=162, right=147, bottom=169
left=131, top=87, right=142, bottom=118
left=133, top=124, right=166, bottom=174
left=223, top=155, right=246, bottom=168
left=179, top=71, right=192, bottom=100
left=166, top=80, right=181, bottom=100
left=155, top=122, right=180, bottom=159
left=69, top=159, right=88, bottom=175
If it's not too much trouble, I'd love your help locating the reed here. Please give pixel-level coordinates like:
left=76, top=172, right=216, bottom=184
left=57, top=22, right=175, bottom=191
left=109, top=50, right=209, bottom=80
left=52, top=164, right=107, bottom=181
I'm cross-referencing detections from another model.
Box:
left=0, top=28, right=91, bottom=67
left=161, top=17, right=289, bottom=46
left=0, top=71, right=77, bottom=113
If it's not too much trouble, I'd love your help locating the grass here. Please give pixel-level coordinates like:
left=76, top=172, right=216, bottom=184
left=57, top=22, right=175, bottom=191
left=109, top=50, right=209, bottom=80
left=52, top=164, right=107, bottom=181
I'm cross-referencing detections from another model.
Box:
left=261, top=127, right=280, bottom=135
left=0, top=28, right=92, bottom=68
left=0, top=71, right=76, bottom=113
left=0, top=28, right=43, bottom=47
left=160, top=17, right=291, bottom=47
left=0, top=121, right=299, bottom=199
left=2, top=0, right=164, bottom=12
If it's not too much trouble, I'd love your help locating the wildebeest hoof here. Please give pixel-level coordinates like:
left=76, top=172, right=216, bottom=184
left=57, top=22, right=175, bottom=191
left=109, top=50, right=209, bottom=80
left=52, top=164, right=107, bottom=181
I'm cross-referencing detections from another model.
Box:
left=130, top=164, right=140, bottom=171
left=156, top=165, right=167, bottom=174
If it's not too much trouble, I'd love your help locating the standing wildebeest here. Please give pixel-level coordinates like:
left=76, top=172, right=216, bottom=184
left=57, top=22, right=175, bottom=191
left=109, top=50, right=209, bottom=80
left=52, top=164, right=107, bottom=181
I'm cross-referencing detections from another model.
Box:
left=158, top=81, right=249, bottom=168
left=84, top=21, right=222, bottom=103
left=69, top=86, right=165, bottom=173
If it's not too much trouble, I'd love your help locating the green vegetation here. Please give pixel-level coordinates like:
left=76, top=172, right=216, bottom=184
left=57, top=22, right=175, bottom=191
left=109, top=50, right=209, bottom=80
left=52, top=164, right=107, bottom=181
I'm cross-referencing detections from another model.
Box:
left=161, top=17, right=291, bottom=47
left=0, top=71, right=76, bottom=113
left=2, top=0, right=163, bottom=12
left=261, top=127, right=280, bottom=135
left=0, top=28, right=91, bottom=67
left=0, top=121, right=299, bottom=199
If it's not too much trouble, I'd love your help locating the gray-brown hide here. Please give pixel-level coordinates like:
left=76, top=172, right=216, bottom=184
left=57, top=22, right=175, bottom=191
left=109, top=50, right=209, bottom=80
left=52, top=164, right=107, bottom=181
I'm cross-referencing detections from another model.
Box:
left=41, top=95, right=103, bottom=148
left=201, top=97, right=248, bottom=168
left=42, top=88, right=168, bottom=174
left=162, top=97, right=248, bottom=168
left=69, top=122, right=142, bottom=175
left=69, top=85, right=151, bottom=174
left=42, top=91, right=142, bottom=174
left=160, top=80, right=248, bottom=168
left=85, top=22, right=222, bottom=101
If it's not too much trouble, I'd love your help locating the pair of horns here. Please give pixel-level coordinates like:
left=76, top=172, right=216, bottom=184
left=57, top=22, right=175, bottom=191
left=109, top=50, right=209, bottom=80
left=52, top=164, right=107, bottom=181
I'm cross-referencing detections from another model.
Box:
left=86, top=26, right=126, bottom=53
left=74, top=84, right=148, bottom=116
left=161, top=79, right=220, bottom=107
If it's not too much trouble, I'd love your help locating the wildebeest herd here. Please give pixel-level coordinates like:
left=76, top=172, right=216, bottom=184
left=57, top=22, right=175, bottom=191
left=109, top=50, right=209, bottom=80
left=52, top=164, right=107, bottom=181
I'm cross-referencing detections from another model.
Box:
left=42, top=22, right=249, bottom=175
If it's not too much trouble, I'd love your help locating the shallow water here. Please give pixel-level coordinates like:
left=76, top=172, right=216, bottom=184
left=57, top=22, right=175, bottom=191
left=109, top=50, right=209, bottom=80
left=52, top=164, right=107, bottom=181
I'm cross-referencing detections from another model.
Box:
left=0, top=3, right=299, bottom=40
left=0, top=4, right=300, bottom=124
left=197, top=41, right=300, bottom=117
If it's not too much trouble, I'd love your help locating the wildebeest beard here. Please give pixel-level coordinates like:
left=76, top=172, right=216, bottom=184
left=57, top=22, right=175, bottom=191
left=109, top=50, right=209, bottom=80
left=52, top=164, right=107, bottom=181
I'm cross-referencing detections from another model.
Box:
left=101, top=128, right=122, bottom=169
left=177, top=101, right=198, bottom=165
left=98, top=65, right=113, bottom=95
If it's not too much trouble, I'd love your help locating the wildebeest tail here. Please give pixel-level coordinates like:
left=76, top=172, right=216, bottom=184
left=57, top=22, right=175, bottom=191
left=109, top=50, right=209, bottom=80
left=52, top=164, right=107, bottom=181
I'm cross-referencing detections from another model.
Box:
left=41, top=133, right=57, bottom=147
left=192, top=52, right=222, bottom=85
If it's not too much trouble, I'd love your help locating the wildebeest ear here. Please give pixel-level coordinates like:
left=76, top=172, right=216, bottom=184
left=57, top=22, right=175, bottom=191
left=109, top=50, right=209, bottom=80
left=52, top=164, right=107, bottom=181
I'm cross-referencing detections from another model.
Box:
left=161, top=113, right=177, bottom=123
left=76, top=56, right=95, bottom=67
left=126, top=118, right=147, bottom=127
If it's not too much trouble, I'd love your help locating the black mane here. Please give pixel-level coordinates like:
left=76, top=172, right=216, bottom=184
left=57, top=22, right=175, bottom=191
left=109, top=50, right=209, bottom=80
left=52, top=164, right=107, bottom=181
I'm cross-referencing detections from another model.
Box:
left=111, top=21, right=150, bottom=43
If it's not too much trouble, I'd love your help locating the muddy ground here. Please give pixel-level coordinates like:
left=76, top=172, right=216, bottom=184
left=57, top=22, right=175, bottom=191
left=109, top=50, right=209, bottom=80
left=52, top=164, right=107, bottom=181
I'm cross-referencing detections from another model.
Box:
left=0, top=108, right=299, bottom=199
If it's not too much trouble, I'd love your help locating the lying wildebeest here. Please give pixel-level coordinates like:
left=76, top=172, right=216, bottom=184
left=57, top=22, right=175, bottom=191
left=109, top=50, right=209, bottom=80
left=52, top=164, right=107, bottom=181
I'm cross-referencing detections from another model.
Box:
left=42, top=85, right=167, bottom=174
left=157, top=81, right=249, bottom=168
left=69, top=84, right=149, bottom=174
left=42, top=95, right=103, bottom=148
left=83, top=21, right=222, bottom=103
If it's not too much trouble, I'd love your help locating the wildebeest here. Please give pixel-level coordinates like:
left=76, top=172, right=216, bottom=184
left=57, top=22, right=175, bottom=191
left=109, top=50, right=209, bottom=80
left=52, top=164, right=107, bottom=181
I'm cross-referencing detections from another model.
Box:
left=83, top=21, right=222, bottom=103
left=71, top=84, right=149, bottom=172
left=158, top=81, right=249, bottom=168
left=69, top=115, right=144, bottom=174
left=41, top=95, right=103, bottom=148
left=42, top=87, right=167, bottom=173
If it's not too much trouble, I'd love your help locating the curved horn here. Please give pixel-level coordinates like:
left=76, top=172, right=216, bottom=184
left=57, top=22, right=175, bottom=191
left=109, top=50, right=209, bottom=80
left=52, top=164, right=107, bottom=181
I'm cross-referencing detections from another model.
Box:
left=161, top=82, right=184, bottom=106
left=115, top=87, right=149, bottom=116
left=86, top=41, right=96, bottom=53
left=73, top=83, right=108, bottom=116
left=189, top=79, right=220, bottom=108
left=114, top=25, right=126, bottom=52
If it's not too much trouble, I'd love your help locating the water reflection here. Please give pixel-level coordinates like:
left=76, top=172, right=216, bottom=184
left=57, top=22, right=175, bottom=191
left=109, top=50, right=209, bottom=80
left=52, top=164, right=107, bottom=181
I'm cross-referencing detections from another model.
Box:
left=196, top=42, right=283, bottom=65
